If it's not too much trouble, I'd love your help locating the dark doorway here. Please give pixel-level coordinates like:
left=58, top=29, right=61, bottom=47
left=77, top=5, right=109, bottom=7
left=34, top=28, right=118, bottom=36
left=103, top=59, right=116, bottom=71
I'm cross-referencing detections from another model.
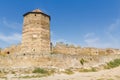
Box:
left=7, top=51, right=10, bottom=54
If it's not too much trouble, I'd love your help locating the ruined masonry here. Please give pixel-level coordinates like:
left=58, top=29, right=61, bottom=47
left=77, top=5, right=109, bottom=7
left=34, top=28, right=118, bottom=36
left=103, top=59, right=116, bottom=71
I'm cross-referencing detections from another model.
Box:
left=1, top=9, right=120, bottom=55
left=21, top=9, right=51, bottom=54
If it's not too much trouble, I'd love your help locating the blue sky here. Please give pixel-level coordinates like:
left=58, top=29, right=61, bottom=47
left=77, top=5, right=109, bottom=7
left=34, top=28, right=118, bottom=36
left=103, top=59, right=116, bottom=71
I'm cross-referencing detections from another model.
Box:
left=0, top=0, right=120, bottom=49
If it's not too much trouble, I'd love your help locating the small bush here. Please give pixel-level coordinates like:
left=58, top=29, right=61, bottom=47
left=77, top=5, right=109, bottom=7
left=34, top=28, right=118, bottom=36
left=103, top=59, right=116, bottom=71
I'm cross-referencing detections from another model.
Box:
left=79, top=67, right=97, bottom=72
left=32, top=68, right=55, bottom=76
left=105, top=59, right=120, bottom=69
left=80, top=58, right=85, bottom=65
left=64, top=69, right=74, bottom=75
left=33, top=68, right=48, bottom=74
left=91, top=67, right=97, bottom=72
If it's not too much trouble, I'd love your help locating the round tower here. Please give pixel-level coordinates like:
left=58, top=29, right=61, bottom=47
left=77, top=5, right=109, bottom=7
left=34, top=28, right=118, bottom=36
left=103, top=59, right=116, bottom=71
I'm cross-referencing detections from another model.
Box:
left=21, top=9, right=51, bottom=54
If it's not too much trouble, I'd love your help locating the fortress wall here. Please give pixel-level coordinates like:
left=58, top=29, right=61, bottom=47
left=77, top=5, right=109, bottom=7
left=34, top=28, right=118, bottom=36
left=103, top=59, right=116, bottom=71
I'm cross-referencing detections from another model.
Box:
left=1, top=42, right=120, bottom=56
left=0, top=54, right=120, bottom=73
left=0, top=45, right=21, bottom=55
left=52, top=42, right=99, bottom=55
left=52, top=42, right=120, bottom=55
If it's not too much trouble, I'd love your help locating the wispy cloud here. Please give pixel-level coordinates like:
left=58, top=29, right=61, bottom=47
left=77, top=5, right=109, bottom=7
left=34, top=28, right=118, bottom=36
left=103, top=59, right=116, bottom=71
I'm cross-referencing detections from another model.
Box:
left=0, top=17, right=22, bottom=48
left=2, top=18, right=22, bottom=29
left=0, top=17, right=22, bottom=31
left=84, top=32, right=95, bottom=39
left=108, top=19, right=120, bottom=33
left=84, top=33, right=99, bottom=45
left=106, top=19, right=120, bottom=48
left=84, top=19, right=120, bottom=49
left=0, top=33, right=21, bottom=48
left=0, top=33, right=21, bottom=44
left=84, top=33, right=110, bottom=48
left=51, top=31, right=77, bottom=46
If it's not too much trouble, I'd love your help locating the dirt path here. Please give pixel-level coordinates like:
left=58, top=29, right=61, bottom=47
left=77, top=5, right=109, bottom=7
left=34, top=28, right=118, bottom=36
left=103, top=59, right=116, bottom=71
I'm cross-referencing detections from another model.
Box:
left=39, top=66, right=120, bottom=80
left=2, top=66, right=120, bottom=80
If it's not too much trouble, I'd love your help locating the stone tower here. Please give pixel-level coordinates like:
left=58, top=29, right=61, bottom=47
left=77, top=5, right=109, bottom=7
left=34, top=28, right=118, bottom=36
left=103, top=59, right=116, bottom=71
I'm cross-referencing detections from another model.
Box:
left=21, top=9, right=51, bottom=54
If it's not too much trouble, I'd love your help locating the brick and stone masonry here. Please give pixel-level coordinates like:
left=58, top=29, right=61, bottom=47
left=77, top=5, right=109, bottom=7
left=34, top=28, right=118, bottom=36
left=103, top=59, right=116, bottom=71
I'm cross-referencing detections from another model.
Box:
left=21, top=9, right=51, bottom=54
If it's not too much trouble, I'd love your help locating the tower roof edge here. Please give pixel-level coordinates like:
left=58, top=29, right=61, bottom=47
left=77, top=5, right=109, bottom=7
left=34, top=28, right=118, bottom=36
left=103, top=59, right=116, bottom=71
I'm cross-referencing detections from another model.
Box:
left=23, top=10, right=51, bottom=20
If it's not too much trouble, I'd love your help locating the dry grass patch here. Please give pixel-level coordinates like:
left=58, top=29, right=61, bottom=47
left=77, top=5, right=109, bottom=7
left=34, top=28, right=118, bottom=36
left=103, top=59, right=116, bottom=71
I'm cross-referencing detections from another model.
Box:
left=64, top=69, right=74, bottom=75
left=79, top=67, right=97, bottom=72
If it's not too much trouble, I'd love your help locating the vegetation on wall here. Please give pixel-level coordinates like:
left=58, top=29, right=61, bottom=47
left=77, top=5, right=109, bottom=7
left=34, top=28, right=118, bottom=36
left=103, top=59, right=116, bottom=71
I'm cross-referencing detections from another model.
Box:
left=105, top=58, right=120, bottom=69
left=80, top=58, right=87, bottom=65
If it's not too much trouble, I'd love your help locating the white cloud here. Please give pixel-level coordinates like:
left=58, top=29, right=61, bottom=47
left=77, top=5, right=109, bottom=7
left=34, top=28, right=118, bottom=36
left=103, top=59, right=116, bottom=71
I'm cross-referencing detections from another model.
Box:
left=108, top=19, right=120, bottom=32
left=84, top=32, right=95, bottom=39
left=85, top=37, right=99, bottom=45
left=106, top=19, right=120, bottom=48
left=84, top=19, right=120, bottom=49
left=0, top=33, right=21, bottom=43
left=0, top=33, right=21, bottom=48
left=84, top=33, right=101, bottom=48
left=84, top=35, right=110, bottom=48
left=0, top=17, right=22, bottom=30
left=0, top=17, right=22, bottom=48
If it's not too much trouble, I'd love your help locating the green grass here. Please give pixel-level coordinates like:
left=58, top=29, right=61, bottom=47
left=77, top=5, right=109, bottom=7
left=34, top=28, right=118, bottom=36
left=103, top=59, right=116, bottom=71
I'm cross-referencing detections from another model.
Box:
left=19, top=68, right=55, bottom=79
left=20, top=74, right=48, bottom=78
left=33, top=68, right=48, bottom=74
left=79, top=67, right=97, bottom=72
left=32, top=68, right=55, bottom=76
left=64, top=69, right=74, bottom=75
left=105, top=58, right=120, bottom=69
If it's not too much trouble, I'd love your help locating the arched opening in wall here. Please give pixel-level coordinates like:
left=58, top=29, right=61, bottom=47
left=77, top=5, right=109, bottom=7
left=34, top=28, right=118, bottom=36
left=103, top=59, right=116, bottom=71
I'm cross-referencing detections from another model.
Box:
left=7, top=51, right=10, bottom=54
left=35, top=14, right=36, bottom=16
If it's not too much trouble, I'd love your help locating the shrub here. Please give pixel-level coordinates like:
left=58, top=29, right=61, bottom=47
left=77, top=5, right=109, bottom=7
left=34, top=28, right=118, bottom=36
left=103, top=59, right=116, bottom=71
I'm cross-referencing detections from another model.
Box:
left=105, top=58, right=120, bottom=69
left=79, top=67, right=97, bottom=72
left=33, top=68, right=48, bottom=74
left=91, top=67, right=97, bottom=72
left=80, top=58, right=87, bottom=65
left=64, top=69, right=74, bottom=75
left=32, top=68, right=55, bottom=76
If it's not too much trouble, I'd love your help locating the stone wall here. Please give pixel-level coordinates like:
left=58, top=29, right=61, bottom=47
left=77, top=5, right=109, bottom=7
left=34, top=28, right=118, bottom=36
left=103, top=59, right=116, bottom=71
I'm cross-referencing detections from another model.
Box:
left=0, top=53, right=120, bottom=73
left=1, top=42, right=120, bottom=56
left=52, top=42, right=120, bottom=55
left=0, top=44, right=21, bottom=55
left=0, top=42, right=120, bottom=74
